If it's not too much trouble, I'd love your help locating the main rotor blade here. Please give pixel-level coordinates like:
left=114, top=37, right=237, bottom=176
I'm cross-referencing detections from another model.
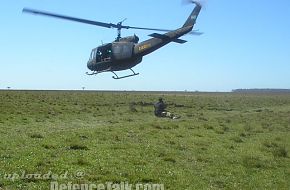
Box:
left=23, top=8, right=203, bottom=36
left=188, top=31, right=203, bottom=35
left=124, top=26, right=173, bottom=32
left=22, top=8, right=117, bottom=28
left=124, top=25, right=203, bottom=35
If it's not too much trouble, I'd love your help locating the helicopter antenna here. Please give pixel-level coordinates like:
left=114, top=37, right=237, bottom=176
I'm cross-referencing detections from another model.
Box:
left=116, top=18, right=127, bottom=41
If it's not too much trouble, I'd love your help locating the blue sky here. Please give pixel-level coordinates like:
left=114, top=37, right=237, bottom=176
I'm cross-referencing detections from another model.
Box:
left=1, top=0, right=290, bottom=91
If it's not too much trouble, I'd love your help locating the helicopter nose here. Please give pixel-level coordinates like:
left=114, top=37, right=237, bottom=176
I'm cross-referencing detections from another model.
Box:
left=87, top=60, right=93, bottom=71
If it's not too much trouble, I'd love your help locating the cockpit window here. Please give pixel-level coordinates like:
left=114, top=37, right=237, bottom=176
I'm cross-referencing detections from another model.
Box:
left=95, top=43, right=112, bottom=62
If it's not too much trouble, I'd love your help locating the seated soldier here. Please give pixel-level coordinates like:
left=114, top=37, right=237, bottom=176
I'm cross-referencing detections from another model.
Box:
left=154, top=98, right=180, bottom=119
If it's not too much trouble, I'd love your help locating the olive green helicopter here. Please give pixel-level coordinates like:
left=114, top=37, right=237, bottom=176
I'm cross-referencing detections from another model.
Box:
left=23, top=1, right=203, bottom=79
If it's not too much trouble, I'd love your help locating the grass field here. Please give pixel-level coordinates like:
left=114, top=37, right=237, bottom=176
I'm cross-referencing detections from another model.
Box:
left=0, top=90, right=289, bottom=190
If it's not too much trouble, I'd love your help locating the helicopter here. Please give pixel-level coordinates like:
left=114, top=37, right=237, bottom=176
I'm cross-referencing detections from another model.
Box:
left=23, top=1, right=202, bottom=79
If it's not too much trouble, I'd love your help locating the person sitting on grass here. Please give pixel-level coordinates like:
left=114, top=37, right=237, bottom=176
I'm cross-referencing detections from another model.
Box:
left=154, top=98, right=180, bottom=119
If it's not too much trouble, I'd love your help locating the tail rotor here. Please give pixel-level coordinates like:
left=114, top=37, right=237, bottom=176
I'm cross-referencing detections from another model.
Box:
left=182, top=0, right=207, bottom=8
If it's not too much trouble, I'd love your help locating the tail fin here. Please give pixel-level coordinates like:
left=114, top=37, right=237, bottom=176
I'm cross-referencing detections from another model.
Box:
left=182, top=1, right=202, bottom=28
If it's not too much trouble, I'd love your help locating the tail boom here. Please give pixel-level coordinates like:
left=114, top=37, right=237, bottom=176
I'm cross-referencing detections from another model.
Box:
left=134, top=2, right=202, bottom=57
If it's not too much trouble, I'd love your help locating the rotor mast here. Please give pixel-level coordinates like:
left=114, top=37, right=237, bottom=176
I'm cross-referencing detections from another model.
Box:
left=115, top=18, right=127, bottom=41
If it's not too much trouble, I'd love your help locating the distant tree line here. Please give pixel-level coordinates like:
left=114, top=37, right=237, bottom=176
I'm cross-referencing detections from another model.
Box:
left=232, top=89, right=290, bottom=93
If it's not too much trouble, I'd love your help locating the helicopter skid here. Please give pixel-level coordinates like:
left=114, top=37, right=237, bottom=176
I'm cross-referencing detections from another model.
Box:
left=112, top=69, right=139, bottom=79
left=86, top=68, right=111, bottom=76
left=86, top=71, right=97, bottom=75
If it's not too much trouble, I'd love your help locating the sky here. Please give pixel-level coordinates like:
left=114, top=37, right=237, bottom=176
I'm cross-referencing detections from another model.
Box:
left=1, top=0, right=290, bottom=92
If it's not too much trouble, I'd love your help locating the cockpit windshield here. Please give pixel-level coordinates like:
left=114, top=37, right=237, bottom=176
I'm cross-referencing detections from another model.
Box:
left=89, top=48, right=97, bottom=61
left=89, top=43, right=112, bottom=63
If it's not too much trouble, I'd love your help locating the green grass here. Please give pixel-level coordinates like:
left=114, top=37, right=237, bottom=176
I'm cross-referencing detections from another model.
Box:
left=0, top=90, right=290, bottom=189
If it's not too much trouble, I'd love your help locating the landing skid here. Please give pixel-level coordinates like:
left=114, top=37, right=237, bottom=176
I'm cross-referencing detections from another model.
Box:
left=112, top=69, right=139, bottom=79
left=86, top=68, right=111, bottom=76
left=86, top=71, right=98, bottom=75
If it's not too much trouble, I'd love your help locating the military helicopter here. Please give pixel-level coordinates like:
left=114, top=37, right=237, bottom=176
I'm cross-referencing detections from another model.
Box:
left=23, top=1, right=202, bottom=79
